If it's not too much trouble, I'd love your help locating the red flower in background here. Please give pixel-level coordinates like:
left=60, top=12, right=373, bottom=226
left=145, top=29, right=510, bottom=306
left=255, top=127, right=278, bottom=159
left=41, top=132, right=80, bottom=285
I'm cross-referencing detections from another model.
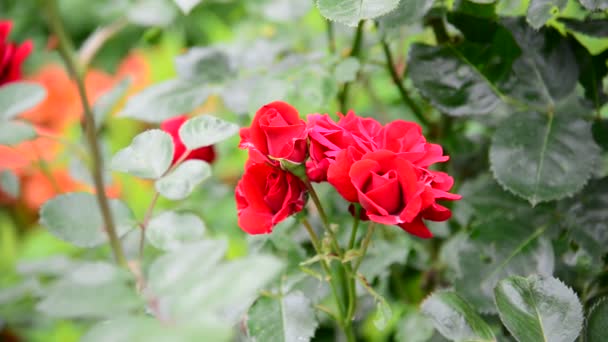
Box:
left=239, top=101, right=308, bottom=163
left=235, top=162, right=306, bottom=234
left=161, top=115, right=216, bottom=165
left=0, top=20, right=32, bottom=85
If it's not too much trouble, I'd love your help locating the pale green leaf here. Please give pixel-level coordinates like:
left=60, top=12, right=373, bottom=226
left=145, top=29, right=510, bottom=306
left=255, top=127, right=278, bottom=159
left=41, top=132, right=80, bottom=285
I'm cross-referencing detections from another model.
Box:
left=93, top=77, right=132, bottom=129
left=494, top=275, right=583, bottom=342
left=118, top=79, right=210, bottom=123
left=334, top=57, right=360, bottom=83
left=155, top=160, right=211, bottom=200
left=146, top=211, right=206, bottom=251
left=373, top=300, right=393, bottom=330
left=0, top=169, right=19, bottom=198
left=395, top=307, right=435, bottom=342
left=247, top=291, right=318, bottom=342
left=127, top=0, right=178, bottom=26
left=175, top=47, right=233, bottom=82
left=490, top=101, right=600, bottom=205
left=261, top=0, right=312, bottom=21
left=174, top=0, right=203, bottom=14
left=39, top=192, right=136, bottom=247
left=0, top=120, right=36, bottom=145
left=378, top=0, right=434, bottom=29
left=178, top=115, right=239, bottom=149
left=527, top=0, right=567, bottom=29
left=578, top=0, right=608, bottom=10
left=0, top=82, right=47, bottom=121
left=584, top=297, right=608, bottom=342
left=421, top=291, right=495, bottom=342
left=37, top=262, right=142, bottom=318
left=316, top=0, right=400, bottom=26
left=110, top=129, right=174, bottom=179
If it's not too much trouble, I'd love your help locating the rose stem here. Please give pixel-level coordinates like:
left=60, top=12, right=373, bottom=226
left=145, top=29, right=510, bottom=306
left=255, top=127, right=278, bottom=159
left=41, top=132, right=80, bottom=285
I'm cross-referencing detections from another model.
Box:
left=43, top=0, right=127, bottom=266
left=338, top=20, right=365, bottom=113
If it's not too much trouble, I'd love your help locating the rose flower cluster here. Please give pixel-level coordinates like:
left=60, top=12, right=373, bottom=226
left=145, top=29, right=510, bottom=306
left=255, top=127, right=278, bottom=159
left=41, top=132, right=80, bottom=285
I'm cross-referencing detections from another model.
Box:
left=235, top=101, right=460, bottom=238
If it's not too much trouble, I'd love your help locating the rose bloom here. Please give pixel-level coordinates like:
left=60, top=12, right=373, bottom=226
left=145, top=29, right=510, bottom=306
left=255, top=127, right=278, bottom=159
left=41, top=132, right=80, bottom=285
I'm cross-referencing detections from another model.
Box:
left=235, top=161, right=307, bottom=234
left=0, top=20, right=32, bottom=86
left=160, top=115, right=216, bottom=165
left=239, top=101, right=308, bottom=163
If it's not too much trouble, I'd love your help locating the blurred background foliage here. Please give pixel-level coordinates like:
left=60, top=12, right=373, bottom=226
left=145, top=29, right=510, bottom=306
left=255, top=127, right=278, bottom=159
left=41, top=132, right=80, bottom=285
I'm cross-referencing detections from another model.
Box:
left=1, top=0, right=608, bottom=341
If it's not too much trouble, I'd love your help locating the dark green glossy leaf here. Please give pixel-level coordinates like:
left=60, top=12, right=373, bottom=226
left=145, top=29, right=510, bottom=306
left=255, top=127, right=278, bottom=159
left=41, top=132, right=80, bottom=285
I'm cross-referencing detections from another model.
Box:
left=490, top=100, right=600, bottom=205
left=0, top=82, right=46, bottom=121
left=37, top=262, right=142, bottom=318
left=0, top=121, right=36, bottom=145
left=584, top=297, right=608, bottom=342
left=39, top=192, right=136, bottom=248
left=495, top=275, right=583, bottom=342
left=110, top=129, right=174, bottom=179
left=572, top=45, right=608, bottom=113
left=118, top=79, right=210, bottom=123
left=559, top=178, right=608, bottom=264
left=560, top=18, right=608, bottom=38
left=247, top=291, right=318, bottom=342
left=526, top=0, right=567, bottom=29
left=421, top=290, right=495, bottom=342
left=316, top=0, right=400, bottom=26
left=454, top=218, right=555, bottom=313
left=408, top=43, right=502, bottom=116
left=146, top=211, right=206, bottom=251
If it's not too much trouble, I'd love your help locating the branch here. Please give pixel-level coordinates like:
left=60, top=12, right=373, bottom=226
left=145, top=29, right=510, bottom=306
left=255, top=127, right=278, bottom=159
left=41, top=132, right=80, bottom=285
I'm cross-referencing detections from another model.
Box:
left=338, top=20, right=365, bottom=113
left=44, top=0, right=127, bottom=266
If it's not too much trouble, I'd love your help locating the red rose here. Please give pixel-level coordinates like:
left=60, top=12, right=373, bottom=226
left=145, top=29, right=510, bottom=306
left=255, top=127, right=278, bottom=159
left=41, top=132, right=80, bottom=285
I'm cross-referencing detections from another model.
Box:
left=235, top=162, right=307, bottom=234
left=239, top=101, right=308, bottom=163
left=347, top=150, right=460, bottom=238
left=0, top=21, right=33, bottom=86
left=308, top=111, right=382, bottom=182
left=380, top=120, right=448, bottom=167
left=160, top=115, right=216, bottom=165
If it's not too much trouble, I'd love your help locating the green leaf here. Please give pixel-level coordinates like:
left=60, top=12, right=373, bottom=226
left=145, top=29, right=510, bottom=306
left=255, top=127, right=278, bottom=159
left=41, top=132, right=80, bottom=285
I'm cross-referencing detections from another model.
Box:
left=395, top=307, right=435, bottom=342
left=408, top=44, right=502, bottom=116
left=490, top=100, right=600, bottom=205
left=378, top=0, right=433, bottom=30
left=127, top=0, right=178, bottom=26
left=454, top=219, right=554, bottom=313
left=155, top=160, right=211, bottom=200
left=421, top=291, right=496, bottom=342
left=118, top=79, right=210, bottom=123
left=0, top=120, right=37, bottom=145
left=247, top=291, right=318, bottom=342
left=584, top=297, right=608, bottom=342
left=316, top=0, right=400, bottom=26
left=174, top=0, right=202, bottom=14
left=93, top=77, right=132, bottom=130
left=146, top=211, right=206, bottom=251
left=526, top=0, right=567, bottom=29
left=178, top=115, right=239, bottom=149
left=494, top=275, right=583, bottom=342
left=175, top=47, right=234, bottom=82
left=260, top=0, right=313, bottom=22
left=39, top=192, right=136, bottom=247
left=0, top=82, right=47, bottom=121
left=0, top=169, right=19, bottom=198
left=577, top=0, right=608, bottom=10
left=559, top=18, right=608, bottom=38
left=373, top=300, right=393, bottom=330
left=560, top=178, right=608, bottom=264
left=110, top=129, right=174, bottom=179
left=359, top=230, right=411, bottom=282
left=82, top=316, right=233, bottom=342
left=37, top=262, right=142, bottom=318
left=334, top=57, right=360, bottom=83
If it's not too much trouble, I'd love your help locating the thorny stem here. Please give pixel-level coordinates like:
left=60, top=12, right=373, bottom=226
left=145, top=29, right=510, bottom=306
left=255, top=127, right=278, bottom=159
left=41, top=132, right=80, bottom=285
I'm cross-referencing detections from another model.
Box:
left=338, top=20, right=365, bottom=113
left=381, top=39, right=429, bottom=127
left=44, top=0, right=127, bottom=266
left=353, top=222, right=376, bottom=273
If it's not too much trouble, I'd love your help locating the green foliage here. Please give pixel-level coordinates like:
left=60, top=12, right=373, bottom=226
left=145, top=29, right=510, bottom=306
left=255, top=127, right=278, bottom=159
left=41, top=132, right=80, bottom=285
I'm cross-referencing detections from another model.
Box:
left=247, top=291, right=318, bottom=342
left=316, top=0, right=400, bottom=26
left=39, top=193, right=136, bottom=247
left=155, top=160, right=211, bottom=200
left=146, top=211, right=206, bottom=251
left=421, top=291, right=496, bottom=342
left=0, top=82, right=47, bottom=120
left=110, top=129, right=174, bottom=179
left=584, top=297, right=608, bottom=342
left=0, top=120, right=36, bottom=145
left=494, top=275, right=584, bottom=342
left=178, top=115, right=239, bottom=149
left=93, top=77, right=132, bottom=130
